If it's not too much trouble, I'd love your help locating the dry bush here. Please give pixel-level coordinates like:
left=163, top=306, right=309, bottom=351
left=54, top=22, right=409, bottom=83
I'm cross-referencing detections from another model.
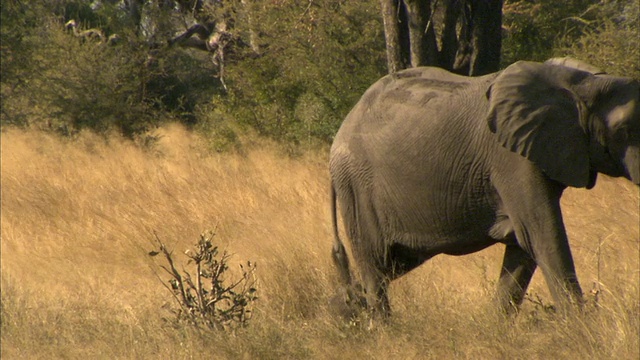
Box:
left=150, top=231, right=258, bottom=331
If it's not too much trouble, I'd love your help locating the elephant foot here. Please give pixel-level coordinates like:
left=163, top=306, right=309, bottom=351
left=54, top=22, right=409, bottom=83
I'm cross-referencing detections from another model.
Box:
left=329, top=283, right=368, bottom=321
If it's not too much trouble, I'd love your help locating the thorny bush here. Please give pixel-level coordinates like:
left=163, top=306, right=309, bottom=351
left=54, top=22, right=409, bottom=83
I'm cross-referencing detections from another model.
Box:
left=150, top=231, right=258, bottom=331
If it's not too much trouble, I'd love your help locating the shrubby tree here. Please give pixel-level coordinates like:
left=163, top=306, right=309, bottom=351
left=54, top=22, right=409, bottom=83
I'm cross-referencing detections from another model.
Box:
left=0, top=1, right=223, bottom=137
left=208, top=1, right=385, bottom=145
left=501, top=0, right=594, bottom=63
left=1, top=0, right=636, bottom=146
left=1, top=0, right=385, bottom=145
left=557, top=0, right=639, bottom=77
left=502, top=0, right=638, bottom=76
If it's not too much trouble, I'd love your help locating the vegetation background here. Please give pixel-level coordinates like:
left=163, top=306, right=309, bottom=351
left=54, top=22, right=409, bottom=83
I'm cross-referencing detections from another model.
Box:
left=2, top=0, right=638, bottom=147
left=1, top=0, right=639, bottom=359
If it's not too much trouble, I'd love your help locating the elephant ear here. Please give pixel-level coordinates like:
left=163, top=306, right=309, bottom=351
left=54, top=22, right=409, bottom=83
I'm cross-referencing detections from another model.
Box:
left=486, top=61, right=592, bottom=188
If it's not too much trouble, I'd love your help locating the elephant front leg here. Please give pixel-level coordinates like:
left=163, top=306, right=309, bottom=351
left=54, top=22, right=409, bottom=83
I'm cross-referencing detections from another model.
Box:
left=532, top=235, right=584, bottom=314
left=493, top=171, right=584, bottom=315
left=496, top=244, right=537, bottom=314
left=508, top=220, right=583, bottom=315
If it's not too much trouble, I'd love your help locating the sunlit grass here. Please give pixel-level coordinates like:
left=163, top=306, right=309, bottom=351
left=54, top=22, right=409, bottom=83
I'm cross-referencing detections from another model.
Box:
left=1, top=126, right=638, bottom=359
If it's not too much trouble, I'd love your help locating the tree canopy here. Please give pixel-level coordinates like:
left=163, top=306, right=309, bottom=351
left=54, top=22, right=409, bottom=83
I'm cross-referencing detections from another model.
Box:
left=1, top=0, right=637, bottom=148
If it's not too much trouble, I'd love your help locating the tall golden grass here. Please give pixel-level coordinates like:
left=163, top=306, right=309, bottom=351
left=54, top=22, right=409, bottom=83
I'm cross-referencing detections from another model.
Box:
left=2, top=126, right=638, bottom=359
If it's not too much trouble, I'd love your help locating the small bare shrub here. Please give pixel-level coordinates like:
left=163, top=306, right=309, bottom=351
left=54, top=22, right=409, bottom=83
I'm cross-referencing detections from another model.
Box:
left=149, top=231, right=258, bottom=331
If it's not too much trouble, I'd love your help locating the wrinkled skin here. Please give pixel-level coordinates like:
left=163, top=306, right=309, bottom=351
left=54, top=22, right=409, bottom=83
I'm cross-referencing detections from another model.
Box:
left=329, top=59, right=640, bottom=318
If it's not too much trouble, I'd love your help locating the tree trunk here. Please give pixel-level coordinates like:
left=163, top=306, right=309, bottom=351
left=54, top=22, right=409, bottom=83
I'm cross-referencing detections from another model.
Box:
left=469, top=0, right=503, bottom=75
left=380, top=0, right=410, bottom=73
left=452, top=1, right=472, bottom=75
left=379, top=0, right=503, bottom=75
left=439, top=0, right=462, bottom=70
left=241, top=0, right=261, bottom=55
left=124, top=0, right=144, bottom=35
left=404, top=0, right=438, bottom=67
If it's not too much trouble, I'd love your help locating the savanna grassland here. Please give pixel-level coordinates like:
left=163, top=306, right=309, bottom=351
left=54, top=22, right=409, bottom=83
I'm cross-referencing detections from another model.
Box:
left=1, top=126, right=638, bottom=359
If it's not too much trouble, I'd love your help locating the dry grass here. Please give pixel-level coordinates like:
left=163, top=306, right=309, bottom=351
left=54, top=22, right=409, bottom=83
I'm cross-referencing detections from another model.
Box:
left=1, top=125, right=638, bottom=359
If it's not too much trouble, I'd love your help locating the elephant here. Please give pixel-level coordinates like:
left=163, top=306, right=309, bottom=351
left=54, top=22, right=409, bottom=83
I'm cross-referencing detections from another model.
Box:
left=329, top=58, right=640, bottom=318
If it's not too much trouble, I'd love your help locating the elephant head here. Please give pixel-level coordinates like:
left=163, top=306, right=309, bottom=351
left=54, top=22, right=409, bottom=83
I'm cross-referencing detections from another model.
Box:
left=486, top=60, right=640, bottom=188
left=544, top=57, right=606, bottom=75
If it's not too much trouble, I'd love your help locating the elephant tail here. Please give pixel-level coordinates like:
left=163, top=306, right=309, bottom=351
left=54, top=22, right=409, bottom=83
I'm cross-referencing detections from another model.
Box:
left=331, top=181, right=353, bottom=286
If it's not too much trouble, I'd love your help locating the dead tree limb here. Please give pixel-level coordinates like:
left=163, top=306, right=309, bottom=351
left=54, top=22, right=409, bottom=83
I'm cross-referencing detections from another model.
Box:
left=169, top=22, right=232, bottom=91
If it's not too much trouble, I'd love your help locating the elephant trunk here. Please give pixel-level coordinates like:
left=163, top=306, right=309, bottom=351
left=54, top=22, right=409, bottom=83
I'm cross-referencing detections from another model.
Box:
left=623, top=145, right=640, bottom=185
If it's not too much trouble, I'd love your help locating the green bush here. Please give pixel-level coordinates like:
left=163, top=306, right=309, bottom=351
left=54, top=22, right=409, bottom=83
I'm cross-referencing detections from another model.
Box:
left=200, top=1, right=386, bottom=146
left=502, top=0, right=596, bottom=64
left=0, top=2, right=217, bottom=138
left=502, top=0, right=639, bottom=77
left=557, top=1, right=639, bottom=77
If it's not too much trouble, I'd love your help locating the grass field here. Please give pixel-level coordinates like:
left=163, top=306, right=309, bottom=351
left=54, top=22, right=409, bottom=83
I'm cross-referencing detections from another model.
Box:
left=2, top=126, right=638, bottom=359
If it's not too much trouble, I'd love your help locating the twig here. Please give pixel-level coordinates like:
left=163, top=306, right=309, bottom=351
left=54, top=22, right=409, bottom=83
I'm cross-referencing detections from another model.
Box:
left=297, top=0, right=315, bottom=24
left=154, top=233, right=190, bottom=308
left=425, top=0, right=439, bottom=34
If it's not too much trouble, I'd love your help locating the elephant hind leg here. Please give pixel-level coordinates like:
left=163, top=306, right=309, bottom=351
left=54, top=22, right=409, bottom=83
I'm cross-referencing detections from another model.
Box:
left=330, top=236, right=369, bottom=318
left=360, top=265, right=391, bottom=319
left=333, top=171, right=391, bottom=319
left=496, top=244, right=537, bottom=314
left=332, top=240, right=352, bottom=286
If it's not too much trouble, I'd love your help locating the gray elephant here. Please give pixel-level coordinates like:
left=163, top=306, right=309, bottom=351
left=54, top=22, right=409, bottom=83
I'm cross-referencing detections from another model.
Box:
left=329, top=58, right=640, bottom=318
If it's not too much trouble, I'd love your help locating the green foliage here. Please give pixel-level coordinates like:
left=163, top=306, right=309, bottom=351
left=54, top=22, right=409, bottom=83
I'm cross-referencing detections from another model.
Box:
left=36, top=27, right=155, bottom=136
left=2, top=1, right=637, bottom=147
left=1, top=0, right=384, bottom=145
left=1, top=1, right=46, bottom=128
left=150, top=231, right=258, bottom=331
left=195, top=0, right=386, bottom=147
left=557, top=1, right=639, bottom=77
left=503, top=0, right=639, bottom=78
left=0, top=1, right=216, bottom=137
left=502, top=0, right=597, bottom=64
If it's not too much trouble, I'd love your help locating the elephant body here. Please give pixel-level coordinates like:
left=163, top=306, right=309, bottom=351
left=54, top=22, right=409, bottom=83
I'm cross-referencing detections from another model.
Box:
left=330, top=60, right=640, bottom=316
